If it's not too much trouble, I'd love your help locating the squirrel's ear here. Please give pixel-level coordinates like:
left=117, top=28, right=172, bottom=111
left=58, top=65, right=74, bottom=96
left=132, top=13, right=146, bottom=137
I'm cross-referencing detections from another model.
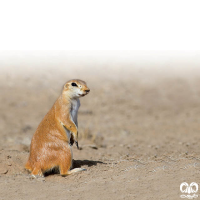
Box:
left=64, top=83, right=68, bottom=89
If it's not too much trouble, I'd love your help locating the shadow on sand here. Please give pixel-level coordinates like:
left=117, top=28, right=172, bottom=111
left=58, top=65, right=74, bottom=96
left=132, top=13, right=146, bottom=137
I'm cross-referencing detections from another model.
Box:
left=44, top=159, right=105, bottom=177
left=73, top=159, right=105, bottom=168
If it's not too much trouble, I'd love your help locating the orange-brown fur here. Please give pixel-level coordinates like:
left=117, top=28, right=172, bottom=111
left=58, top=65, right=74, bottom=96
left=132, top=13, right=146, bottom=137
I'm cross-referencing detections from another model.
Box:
left=25, top=79, right=90, bottom=176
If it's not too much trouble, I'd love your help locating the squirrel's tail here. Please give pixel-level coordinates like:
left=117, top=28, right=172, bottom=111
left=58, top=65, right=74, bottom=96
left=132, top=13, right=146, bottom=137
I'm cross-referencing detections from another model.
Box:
left=62, top=168, right=86, bottom=176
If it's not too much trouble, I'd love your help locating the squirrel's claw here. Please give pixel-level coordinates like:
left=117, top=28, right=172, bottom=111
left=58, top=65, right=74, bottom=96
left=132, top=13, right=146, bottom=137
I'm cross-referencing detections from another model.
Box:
left=75, top=141, right=79, bottom=150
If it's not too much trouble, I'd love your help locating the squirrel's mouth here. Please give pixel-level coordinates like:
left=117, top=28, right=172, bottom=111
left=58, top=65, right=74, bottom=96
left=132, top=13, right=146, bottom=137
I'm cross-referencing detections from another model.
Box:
left=78, top=93, right=86, bottom=97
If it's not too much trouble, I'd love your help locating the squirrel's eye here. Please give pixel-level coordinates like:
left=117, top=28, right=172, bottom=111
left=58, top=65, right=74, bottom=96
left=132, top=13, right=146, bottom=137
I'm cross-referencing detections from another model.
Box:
left=71, top=82, right=78, bottom=87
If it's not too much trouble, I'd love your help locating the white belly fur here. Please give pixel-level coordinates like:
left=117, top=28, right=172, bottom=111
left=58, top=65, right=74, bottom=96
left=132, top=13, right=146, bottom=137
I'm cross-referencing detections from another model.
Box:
left=70, top=98, right=80, bottom=127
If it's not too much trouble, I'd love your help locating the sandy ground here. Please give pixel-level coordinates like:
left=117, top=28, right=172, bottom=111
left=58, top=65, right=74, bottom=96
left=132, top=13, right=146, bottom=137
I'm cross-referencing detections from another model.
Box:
left=0, top=58, right=200, bottom=200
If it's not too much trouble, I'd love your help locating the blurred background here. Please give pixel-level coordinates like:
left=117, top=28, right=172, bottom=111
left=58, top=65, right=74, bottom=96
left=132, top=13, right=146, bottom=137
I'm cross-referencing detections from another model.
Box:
left=0, top=50, right=200, bottom=152
left=1, top=50, right=200, bottom=200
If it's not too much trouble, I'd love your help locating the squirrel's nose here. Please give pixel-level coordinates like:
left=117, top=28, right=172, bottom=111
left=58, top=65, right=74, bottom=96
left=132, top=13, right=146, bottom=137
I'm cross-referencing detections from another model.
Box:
left=85, top=89, right=90, bottom=93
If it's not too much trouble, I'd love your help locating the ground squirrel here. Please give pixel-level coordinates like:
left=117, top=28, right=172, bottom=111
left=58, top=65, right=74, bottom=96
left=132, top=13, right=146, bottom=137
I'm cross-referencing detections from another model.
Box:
left=25, top=79, right=90, bottom=177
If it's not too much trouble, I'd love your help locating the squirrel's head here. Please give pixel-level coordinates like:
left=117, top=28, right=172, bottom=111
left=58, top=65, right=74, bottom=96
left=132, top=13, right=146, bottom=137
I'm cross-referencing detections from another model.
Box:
left=63, top=79, right=90, bottom=99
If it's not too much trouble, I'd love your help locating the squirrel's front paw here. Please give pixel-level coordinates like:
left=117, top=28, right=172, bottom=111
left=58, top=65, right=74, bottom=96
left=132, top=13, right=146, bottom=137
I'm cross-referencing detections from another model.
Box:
left=71, top=131, right=79, bottom=149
